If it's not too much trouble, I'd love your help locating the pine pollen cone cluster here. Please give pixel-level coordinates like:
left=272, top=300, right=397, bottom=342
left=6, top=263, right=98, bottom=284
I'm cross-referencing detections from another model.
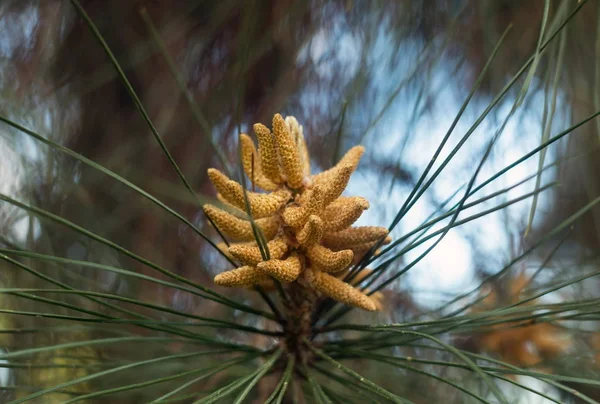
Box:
left=473, top=274, right=571, bottom=368
left=203, top=114, right=390, bottom=311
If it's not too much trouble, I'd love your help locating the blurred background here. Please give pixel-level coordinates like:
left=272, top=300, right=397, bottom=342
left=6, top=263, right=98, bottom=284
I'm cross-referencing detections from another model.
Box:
left=1, top=0, right=600, bottom=402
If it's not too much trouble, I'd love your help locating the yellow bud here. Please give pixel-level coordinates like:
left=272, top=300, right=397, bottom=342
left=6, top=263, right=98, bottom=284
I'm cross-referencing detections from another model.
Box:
left=273, top=113, right=304, bottom=189
left=207, top=168, right=234, bottom=201
left=345, top=268, right=373, bottom=285
left=305, top=269, right=377, bottom=311
left=208, top=170, right=281, bottom=218
left=254, top=123, right=283, bottom=184
left=204, top=204, right=279, bottom=241
left=282, top=185, right=323, bottom=228
left=285, top=116, right=310, bottom=177
left=341, top=268, right=385, bottom=311
left=240, top=134, right=278, bottom=191
left=257, top=254, right=302, bottom=283
left=312, top=146, right=364, bottom=188
left=321, top=164, right=354, bottom=206
left=349, top=236, right=392, bottom=264
left=337, top=145, right=365, bottom=168
left=323, top=226, right=389, bottom=250
left=215, top=193, right=243, bottom=214
left=228, top=238, right=288, bottom=266
left=297, top=215, right=323, bottom=247
left=214, top=266, right=271, bottom=287
left=306, top=244, right=353, bottom=273
left=220, top=180, right=291, bottom=218
left=322, top=196, right=369, bottom=232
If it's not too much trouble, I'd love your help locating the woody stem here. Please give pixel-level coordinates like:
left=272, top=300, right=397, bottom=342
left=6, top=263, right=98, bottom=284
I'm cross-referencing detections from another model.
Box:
left=282, top=281, right=317, bottom=366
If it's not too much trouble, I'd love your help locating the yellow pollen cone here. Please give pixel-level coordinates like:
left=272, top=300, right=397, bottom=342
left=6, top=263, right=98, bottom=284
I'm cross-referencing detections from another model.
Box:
left=286, top=116, right=310, bottom=176
left=305, top=269, right=377, bottom=311
left=257, top=254, right=302, bottom=283
left=254, top=123, right=282, bottom=184
left=340, top=269, right=384, bottom=310
left=337, top=145, right=365, bottom=168
left=282, top=185, right=323, bottom=229
left=240, top=134, right=278, bottom=191
left=208, top=169, right=285, bottom=218
left=321, top=164, right=354, bottom=206
left=297, top=215, right=324, bottom=247
left=204, top=204, right=279, bottom=241
left=222, top=180, right=291, bottom=218
left=214, top=266, right=271, bottom=287
left=273, top=113, right=304, bottom=189
left=346, top=268, right=375, bottom=286
left=322, top=196, right=369, bottom=232
left=312, top=146, right=364, bottom=187
left=323, top=226, right=389, bottom=249
left=228, top=238, right=288, bottom=266
left=207, top=168, right=235, bottom=201
left=216, top=193, right=244, bottom=214
left=349, top=236, right=391, bottom=264
left=306, top=244, right=353, bottom=273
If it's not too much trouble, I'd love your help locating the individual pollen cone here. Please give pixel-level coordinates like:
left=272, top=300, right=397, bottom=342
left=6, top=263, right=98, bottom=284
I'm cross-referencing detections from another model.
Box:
left=323, top=226, right=389, bottom=249
left=321, top=164, right=355, bottom=206
left=257, top=254, right=302, bottom=283
left=351, top=235, right=392, bottom=253
left=337, top=145, right=365, bottom=170
left=306, top=245, right=353, bottom=273
left=214, top=266, right=271, bottom=287
left=282, top=185, right=323, bottom=228
left=346, top=268, right=375, bottom=286
left=207, top=169, right=282, bottom=217
left=221, top=180, right=291, bottom=218
left=286, top=116, right=310, bottom=176
left=312, top=146, right=365, bottom=186
left=305, top=269, right=376, bottom=311
left=203, top=204, right=279, bottom=241
left=207, top=168, right=234, bottom=201
left=297, top=215, right=324, bottom=247
left=345, top=269, right=385, bottom=310
left=254, top=123, right=282, bottom=184
left=273, top=113, right=304, bottom=189
left=240, top=134, right=278, bottom=191
left=216, top=193, right=243, bottom=213
left=229, top=238, right=288, bottom=266
left=350, top=236, right=391, bottom=264
left=322, top=196, right=369, bottom=232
